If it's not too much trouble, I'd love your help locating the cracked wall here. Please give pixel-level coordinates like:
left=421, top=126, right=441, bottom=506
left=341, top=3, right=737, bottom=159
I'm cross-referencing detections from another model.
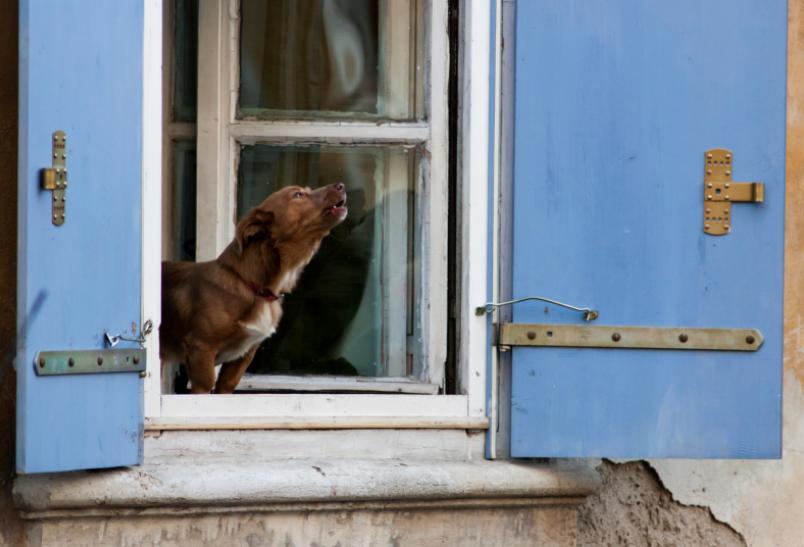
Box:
left=578, top=461, right=746, bottom=547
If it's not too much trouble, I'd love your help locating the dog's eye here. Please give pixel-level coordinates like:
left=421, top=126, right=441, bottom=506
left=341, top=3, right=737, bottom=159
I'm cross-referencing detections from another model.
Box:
left=292, top=191, right=305, bottom=199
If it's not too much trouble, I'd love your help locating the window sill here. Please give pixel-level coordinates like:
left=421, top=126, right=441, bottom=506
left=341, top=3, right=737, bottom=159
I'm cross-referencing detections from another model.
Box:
left=148, top=393, right=474, bottom=424
left=14, top=458, right=599, bottom=519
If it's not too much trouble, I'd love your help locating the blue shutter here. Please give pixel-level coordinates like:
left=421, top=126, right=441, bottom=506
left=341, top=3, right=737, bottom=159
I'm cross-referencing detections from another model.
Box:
left=17, top=1, right=145, bottom=473
left=505, top=1, right=786, bottom=458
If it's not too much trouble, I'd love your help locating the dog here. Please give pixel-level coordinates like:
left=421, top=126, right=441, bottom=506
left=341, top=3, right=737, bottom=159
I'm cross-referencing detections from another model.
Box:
left=160, top=183, right=348, bottom=394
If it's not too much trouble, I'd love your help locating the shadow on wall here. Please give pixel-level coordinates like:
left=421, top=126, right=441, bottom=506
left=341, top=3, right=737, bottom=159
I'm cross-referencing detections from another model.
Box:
left=0, top=2, right=25, bottom=545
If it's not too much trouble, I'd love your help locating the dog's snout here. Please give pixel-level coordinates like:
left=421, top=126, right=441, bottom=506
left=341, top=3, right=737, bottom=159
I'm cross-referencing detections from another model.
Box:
left=333, top=182, right=345, bottom=193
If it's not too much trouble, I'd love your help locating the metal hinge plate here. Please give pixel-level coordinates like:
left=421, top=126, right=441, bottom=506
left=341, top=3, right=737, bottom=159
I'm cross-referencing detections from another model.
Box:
left=34, top=349, right=146, bottom=376
left=41, top=130, right=68, bottom=226
left=500, top=324, right=763, bottom=352
left=704, top=148, right=764, bottom=236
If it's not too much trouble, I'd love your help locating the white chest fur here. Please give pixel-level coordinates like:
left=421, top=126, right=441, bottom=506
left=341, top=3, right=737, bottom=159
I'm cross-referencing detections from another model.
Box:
left=218, top=300, right=278, bottom=363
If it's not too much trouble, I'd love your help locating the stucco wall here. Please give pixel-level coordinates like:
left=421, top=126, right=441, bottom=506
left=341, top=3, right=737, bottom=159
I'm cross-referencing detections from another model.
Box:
left=0, top=3, right=24, bottom=547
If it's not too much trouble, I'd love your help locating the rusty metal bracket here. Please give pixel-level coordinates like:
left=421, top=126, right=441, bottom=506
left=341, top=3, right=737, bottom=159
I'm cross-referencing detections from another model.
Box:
left=500, top=324, right=763, bottom=352
left=704, top=148, right=764, bottom=236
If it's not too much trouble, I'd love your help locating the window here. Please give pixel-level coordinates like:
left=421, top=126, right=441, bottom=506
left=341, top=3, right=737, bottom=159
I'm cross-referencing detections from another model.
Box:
left=159, top=0, right=450, bottom=400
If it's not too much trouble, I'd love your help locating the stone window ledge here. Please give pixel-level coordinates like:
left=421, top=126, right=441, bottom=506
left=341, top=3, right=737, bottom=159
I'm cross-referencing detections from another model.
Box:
left=14, top=459, right=600, bottom=519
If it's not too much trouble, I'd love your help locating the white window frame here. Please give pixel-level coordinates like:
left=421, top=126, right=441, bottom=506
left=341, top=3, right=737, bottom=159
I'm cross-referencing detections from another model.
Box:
left=142, top=0, right=491, bottom=429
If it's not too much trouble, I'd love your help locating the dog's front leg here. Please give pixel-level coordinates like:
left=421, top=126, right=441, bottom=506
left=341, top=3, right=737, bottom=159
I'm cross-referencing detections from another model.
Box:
left=214, top=345, right=259, bottom=394
left=184, top=344, right=218, bottom=394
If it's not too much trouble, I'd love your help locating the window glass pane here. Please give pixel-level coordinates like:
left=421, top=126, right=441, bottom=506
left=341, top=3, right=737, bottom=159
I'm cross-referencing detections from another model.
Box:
left=172, top=0, right=198, bottom=122
left=239, top=0, right=423, bottom=120
left=237, top=145, right=416, bottom=377
left=170, top=140, right=197, bottom=261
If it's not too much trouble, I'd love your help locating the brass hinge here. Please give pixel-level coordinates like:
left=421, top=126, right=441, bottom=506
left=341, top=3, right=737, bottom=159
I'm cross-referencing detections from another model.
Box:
left=704, top=148, right=764, bottom=236
left=500, top=323, right=763, bottom=352
left=34, top=349, right=146, bottom=376
left=41, top=130, right=68, bottom=226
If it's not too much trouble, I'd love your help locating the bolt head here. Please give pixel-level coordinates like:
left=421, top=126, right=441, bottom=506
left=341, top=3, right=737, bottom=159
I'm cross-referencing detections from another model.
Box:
left=679, top=333, right=689, bottom=343
left=611, top=333, right=621, bottom=342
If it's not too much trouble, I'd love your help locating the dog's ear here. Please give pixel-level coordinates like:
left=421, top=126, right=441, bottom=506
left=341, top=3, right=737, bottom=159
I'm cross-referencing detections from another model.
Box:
left=235, top=209, right=274, bottom=255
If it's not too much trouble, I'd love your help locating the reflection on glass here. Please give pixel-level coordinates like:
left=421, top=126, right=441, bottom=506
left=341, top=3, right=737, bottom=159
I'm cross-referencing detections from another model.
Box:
left=239, top=0, right=421, bottom=119
left=171, top=140, right=197, bottom=261
left=172, top=0, right=198, bottom=122
left=237, top=145, right=415, bottom=377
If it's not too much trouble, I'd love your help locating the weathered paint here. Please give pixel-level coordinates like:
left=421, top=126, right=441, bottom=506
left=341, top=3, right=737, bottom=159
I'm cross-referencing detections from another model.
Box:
left=16, top=1, right=144, bottom=473
left=646, top=3, right=804, bottom=545
left=509, top=0, right=787, bottom=458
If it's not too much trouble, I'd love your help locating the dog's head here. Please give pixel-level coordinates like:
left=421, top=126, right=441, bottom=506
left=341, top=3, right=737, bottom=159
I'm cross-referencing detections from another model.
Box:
left=235, top=182, right=348, bottom=255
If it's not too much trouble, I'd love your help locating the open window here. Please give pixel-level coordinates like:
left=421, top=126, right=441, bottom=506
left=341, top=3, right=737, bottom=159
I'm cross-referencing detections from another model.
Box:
left=153, top=0, right=459, bottom=418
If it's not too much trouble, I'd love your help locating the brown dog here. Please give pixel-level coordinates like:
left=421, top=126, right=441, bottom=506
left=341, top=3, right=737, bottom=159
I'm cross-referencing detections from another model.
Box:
left=160, top=183, right=348, bottom=393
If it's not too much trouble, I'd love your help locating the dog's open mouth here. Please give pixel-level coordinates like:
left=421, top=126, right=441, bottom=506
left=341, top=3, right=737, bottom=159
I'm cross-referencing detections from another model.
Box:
left=325, top=197, right=348, bottom=217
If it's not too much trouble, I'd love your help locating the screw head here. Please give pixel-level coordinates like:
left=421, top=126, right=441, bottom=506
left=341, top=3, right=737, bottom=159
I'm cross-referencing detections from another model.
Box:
left=679, top=333, right=689, bottom=343
left=707, top=153, right=713, bottom=158
left=68, top=357, right=75, bottom=367
left=133, top=355, right=140, bottom=364
left=611, top=333, right=621, bottom=342
left=38, top=357, right=46, bottom=368
left=746, top=335, right=756, bottom=344
left=97, top=356, right=104, bottom=366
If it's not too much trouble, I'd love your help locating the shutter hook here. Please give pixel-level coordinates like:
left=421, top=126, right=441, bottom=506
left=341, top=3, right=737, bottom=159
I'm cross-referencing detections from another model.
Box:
left=105, top=319, right=154, bottom=348
left=476, top=297, right=599, bottom=322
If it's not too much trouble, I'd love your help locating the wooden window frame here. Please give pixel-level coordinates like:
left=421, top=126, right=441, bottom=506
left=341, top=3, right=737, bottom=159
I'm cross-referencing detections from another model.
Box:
left=142, top=0, right=491, bottom=430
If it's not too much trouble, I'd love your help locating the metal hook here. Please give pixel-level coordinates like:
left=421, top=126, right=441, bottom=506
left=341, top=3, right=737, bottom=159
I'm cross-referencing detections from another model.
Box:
left=476, top=297, right=599, bottom=322
left=105, top=319, right=154, bottom=348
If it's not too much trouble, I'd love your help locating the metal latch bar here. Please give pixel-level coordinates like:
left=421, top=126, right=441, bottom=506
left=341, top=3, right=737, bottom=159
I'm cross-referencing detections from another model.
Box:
left=500, top=324, right=763, bottom=352
left=34, top=349, right=146, bottom=376
left=476, top=296, right=599, bottom=321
